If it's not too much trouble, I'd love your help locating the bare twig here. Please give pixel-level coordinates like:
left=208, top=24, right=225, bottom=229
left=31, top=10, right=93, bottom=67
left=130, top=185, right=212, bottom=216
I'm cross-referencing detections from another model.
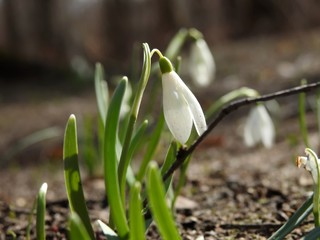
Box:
left=163, top=81, right=320, bottom=182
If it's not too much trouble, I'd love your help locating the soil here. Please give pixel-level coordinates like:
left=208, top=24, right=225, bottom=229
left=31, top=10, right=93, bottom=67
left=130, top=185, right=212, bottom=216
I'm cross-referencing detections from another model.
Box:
left=2, top=29, right=320, bottom=239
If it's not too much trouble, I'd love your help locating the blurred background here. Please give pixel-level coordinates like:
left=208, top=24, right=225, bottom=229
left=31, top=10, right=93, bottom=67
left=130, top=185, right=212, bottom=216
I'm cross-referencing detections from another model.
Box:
left=1, top=0, right=320, bottom=77
left=1, top=0, right=320, bottom=165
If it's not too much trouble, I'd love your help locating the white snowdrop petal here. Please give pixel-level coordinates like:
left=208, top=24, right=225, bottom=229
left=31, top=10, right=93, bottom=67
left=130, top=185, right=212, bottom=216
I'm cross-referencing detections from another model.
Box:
left=306, top=150, right=319, bottom=184
left=297, top=149, right=320, bottom=184
left=173, top=72, right=207, bottom=136
left=243, top=105, right=275, bottom=148
left=257, top=106, right=275, bottom=148
left=162, top=73, right=193, bottom=144
left=244, top=107, right=260, bottom=147
left=190, top=39, right=216, bottom=87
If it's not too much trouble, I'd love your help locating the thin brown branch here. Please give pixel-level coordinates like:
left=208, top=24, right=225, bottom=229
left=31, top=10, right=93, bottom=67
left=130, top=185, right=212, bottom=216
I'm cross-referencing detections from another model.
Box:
left=163, top=81, right=320, bottom=182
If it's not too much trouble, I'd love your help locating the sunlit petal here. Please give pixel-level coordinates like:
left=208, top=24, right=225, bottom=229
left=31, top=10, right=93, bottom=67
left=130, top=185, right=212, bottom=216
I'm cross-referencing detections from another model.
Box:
left=162, top=72, right=193, bottom=144
left=175, top=73, right=207, bottom=135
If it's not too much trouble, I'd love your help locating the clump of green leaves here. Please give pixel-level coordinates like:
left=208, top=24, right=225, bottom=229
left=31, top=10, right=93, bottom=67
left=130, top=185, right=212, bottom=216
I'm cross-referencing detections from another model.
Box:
left=30, top=28, right=320, bottom=239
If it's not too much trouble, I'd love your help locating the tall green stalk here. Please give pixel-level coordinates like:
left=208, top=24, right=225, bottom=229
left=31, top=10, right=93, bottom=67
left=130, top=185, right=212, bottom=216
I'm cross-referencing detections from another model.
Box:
left=118, top=43, right=151, bottom=204
left=299, top=79, right=310, bottom=147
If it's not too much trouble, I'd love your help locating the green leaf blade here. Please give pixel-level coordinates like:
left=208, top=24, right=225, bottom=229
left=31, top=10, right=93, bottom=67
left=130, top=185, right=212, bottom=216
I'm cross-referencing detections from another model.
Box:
left=63, top=114, right=95, bottom=239
left=95, top=63, right=109, bottom=122
left=36, top=182, right=47, bottom=240
left=146, top=162, right=181, bottom=240
left=137, top=113, right=165, bottom=181
left=129, top=182, right=146, bottom=240
left=104, top=78, right=129, bottom=238
left=268, top=194, right=313, bottom=240
left=69, top=213, right=91, bottom=240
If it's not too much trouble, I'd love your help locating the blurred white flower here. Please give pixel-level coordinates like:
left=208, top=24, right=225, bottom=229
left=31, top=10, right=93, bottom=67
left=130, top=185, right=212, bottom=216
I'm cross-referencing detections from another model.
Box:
left=189, top=38, right=216, bottom=87
left=296, top=148, right=320, bottom=184
left=244, top=105, right=275, bottom=148
left=160, top=57, right=207, bottom=144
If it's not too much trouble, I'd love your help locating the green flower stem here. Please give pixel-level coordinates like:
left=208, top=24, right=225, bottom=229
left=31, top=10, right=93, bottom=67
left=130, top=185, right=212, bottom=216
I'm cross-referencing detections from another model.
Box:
left=172, top=156, right=191, bottom=209
left=26, top=200, right=37, bottom=240
left=136, top=113, right=164, bottom=181
left=118, top=43, right=151, bottom=207
left=299, top=79, right=310, bottom=147
left=164, top=28, right=188, bottom=60
left=206, top=87, right=259, bottom=119
left=188, top=28, right=203, bottom=41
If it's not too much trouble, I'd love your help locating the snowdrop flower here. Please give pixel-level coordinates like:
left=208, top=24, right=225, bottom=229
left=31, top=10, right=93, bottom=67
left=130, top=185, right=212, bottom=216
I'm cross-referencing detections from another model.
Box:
left=243, top=105, right=275, bottom=148
left=159, top=56, right=207, bottom=144
left=296, top=148, right=320, bottom=184
left=189, top=38, right=216, bottom=87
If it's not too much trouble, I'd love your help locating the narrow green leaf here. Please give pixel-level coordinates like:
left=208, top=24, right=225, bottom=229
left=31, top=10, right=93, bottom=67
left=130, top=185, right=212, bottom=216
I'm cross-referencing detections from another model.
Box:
left=124, top=120, right=148, bottom=187
left=172, top=156, right=191, bottom=208
left=69, top=212, right=91, bottom=240
left=36, top=182, right=47, bottom=240
left=104, top=78, right=129, bottom=238
left=129, top=182, right=146, bottom=240
left=146, top=162, right=181, bottom=240
left=26, top=199, right=36, bottom=240
left=268, top=194, right=313, bottom=240
left=302, top=227, right=320, bottom=240
left=137, top=113, right=165, bottom=181
left=128, top=120, right=148, bottom=163
left=82, top=116, right=99, bottom=176
left=95, top=63, right=109, bottom=122
left=118, top=43, right=151, bottom=204
left=97, top=220, right=119, bottom=240
left=63, top=114, right=95, bottom=239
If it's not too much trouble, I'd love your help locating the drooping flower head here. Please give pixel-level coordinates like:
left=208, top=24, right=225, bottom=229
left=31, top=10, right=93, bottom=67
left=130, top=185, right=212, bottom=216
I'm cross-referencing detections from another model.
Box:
left=296, top=148, right=320, bottom=184
left=159, top=56, right=207, bottom=144
left=189, top=38, right=216, bottom=87
left=243, top=104, right=275, bottom=148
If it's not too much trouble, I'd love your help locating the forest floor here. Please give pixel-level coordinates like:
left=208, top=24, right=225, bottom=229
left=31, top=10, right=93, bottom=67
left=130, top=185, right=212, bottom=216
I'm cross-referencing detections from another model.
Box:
left=1, top=29, right=320, bottom=239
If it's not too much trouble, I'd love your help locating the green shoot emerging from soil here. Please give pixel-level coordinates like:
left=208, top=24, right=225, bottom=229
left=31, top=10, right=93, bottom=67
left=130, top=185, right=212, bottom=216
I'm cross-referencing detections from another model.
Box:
left=27, top=28, right=320, bottom=239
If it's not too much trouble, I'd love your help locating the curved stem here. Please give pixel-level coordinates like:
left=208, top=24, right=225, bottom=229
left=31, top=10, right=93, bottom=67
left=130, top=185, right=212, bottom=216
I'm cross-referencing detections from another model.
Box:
left=150, top=48, right=164, bottom=59
left=118, top=43, right=151, bottom=206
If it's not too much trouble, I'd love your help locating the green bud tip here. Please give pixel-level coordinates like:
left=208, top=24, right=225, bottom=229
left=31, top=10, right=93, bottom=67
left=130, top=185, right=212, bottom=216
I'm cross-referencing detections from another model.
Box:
left=159, top=57, right=173, bottom=74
